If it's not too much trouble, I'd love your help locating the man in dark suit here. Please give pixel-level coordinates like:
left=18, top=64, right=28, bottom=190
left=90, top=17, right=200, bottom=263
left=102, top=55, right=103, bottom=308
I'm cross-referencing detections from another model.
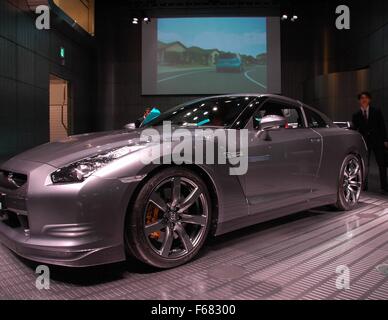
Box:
left=352, top=92, right=388, bottom=193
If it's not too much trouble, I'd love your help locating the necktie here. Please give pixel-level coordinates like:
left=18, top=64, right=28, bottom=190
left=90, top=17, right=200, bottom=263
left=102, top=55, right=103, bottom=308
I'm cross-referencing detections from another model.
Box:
left=363, top=110, right=368, bottom=121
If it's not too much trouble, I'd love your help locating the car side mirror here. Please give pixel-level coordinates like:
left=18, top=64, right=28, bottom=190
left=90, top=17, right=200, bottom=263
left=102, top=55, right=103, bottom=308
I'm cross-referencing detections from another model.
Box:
left=334, top=121, right=352, bottom=129
left=124, top=123, right=136, bottom=130
left=254, top=115, right=287, bottom=141
left=257, top=115, right=287, bottom=131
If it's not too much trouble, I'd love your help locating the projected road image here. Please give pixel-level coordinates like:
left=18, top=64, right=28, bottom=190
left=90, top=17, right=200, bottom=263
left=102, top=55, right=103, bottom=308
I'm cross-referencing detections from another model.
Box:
left=156, top=18, right=267, bottom=94
left=158, top=65, right=267, bottom=94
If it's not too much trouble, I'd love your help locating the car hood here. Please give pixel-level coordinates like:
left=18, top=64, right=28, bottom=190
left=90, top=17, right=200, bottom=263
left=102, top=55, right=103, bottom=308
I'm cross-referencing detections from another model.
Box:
left=7, top=126, right=230, bottom=169
left=9, top=130, right=149, bottom=168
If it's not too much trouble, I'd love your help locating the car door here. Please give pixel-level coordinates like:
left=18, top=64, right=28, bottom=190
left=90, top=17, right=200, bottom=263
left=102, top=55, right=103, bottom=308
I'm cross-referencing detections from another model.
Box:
left=243, top=99, right=322, bottom=215
left=302, top=105, right=335, bottom=199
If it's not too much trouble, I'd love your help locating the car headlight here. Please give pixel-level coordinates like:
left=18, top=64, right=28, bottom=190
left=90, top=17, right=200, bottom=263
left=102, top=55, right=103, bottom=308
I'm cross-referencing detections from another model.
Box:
left=51, top=145, right=145, bottom=184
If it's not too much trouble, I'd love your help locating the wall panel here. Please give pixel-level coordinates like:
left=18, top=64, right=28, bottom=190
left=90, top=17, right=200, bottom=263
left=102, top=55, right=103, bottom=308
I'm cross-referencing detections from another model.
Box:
left=0, top=0, right=94, bottom=157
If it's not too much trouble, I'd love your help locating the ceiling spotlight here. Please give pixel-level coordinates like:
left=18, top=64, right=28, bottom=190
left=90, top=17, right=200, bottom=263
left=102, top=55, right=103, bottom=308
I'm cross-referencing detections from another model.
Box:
left=132, top=18, right=139, bottom=24
left=291, top=15, right=298, bottom=22
left=143, top=17, right=151, bottom=24
left=281, top=14, right=288, bottom=21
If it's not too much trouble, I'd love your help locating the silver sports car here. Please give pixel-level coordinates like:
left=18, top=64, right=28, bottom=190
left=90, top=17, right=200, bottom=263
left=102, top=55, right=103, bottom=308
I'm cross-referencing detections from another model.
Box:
left=0, top=94, right=367, bottom=268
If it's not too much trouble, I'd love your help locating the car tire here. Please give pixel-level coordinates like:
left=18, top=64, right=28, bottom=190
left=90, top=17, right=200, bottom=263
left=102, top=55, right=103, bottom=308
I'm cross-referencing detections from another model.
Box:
left=335, top=154, right=363, bottom=211
left=125, top=167, right=212, bottom=269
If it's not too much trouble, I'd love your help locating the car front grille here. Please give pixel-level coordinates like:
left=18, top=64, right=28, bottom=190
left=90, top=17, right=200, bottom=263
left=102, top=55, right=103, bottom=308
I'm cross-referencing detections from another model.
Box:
left=0, top=170, right=28, bottom=190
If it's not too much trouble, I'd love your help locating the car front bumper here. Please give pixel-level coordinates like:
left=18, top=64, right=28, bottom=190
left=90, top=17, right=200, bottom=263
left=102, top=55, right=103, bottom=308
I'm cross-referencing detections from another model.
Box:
left=0, top=158, right=139, bottom=267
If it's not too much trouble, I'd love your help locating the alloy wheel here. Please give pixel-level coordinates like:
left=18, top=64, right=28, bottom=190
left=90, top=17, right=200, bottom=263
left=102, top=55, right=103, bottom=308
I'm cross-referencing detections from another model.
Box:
left=144, top=176, right=209, bottom=259
left=342, top=157, right=362, bottom=205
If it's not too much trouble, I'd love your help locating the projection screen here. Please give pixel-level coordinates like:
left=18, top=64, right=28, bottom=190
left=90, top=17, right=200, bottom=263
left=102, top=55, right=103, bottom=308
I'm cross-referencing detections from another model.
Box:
left=142, top=17, right=281, bottom=95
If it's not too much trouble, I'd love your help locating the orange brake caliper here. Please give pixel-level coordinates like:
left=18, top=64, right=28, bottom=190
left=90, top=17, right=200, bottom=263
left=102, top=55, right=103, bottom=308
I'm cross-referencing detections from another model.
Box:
left=146, top=205, right=161, bottom=240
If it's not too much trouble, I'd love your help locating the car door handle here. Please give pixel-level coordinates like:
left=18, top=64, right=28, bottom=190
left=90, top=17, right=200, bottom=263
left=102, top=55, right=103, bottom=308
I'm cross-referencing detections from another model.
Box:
left=309, top=138, right=321, bottom=143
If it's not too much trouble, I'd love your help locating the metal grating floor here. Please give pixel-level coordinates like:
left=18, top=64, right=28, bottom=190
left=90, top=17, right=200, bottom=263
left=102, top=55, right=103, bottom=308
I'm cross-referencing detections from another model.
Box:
left=0, top=193, right=387, bottom=300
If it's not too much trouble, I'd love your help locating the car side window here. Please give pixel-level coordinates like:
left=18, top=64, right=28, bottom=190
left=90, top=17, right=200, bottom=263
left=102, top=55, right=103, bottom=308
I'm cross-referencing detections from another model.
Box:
left=253, top=101, right=305, bottom=130
left=304, top=108, right=328, bottom=128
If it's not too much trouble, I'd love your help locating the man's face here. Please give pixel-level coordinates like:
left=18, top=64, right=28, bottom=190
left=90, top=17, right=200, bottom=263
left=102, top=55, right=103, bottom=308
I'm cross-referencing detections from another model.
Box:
left=359, top=95, right=370, bottom=109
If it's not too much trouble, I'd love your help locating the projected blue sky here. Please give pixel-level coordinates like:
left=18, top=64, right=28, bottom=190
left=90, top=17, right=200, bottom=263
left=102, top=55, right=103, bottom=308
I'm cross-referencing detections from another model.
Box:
left=158, top=17, right=267, bottom=57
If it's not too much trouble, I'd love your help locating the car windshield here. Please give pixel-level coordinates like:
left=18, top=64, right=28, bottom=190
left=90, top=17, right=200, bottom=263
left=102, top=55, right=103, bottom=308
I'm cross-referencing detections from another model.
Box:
left=143, top=96, right=255, bottom=128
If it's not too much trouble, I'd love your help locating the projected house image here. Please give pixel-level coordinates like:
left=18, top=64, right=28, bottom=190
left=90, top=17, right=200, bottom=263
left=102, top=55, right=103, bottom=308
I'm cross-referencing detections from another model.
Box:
left=158, top=41, right=220, bottom=66
left=156, top=17, right=268, bottom=94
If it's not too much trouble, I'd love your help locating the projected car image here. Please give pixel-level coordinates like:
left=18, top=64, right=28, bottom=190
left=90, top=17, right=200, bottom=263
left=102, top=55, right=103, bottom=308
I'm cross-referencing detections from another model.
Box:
left=0, top=95, right=367, bottom=269
left=153, top=17, right=268, bottom=94
left=216, top=53, right=244, bottom=73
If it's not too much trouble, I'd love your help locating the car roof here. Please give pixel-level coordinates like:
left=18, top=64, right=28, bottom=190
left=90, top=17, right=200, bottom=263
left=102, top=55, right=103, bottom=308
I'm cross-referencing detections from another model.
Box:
left=205, top=94, right=333, bottom=122
left=207, top=93, right=300, bottom=104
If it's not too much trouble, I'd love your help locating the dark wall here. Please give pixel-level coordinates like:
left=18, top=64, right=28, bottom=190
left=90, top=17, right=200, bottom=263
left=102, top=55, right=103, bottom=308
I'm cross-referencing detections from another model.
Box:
left=304, top=69, right=370, bottom=122
left=298, top=0, right=388, bottom=127
left=335, top=0, right=388, bottom=126
left=281, top=14, right=314, bottom=101
left=0, top=0, right=95, bottom=157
